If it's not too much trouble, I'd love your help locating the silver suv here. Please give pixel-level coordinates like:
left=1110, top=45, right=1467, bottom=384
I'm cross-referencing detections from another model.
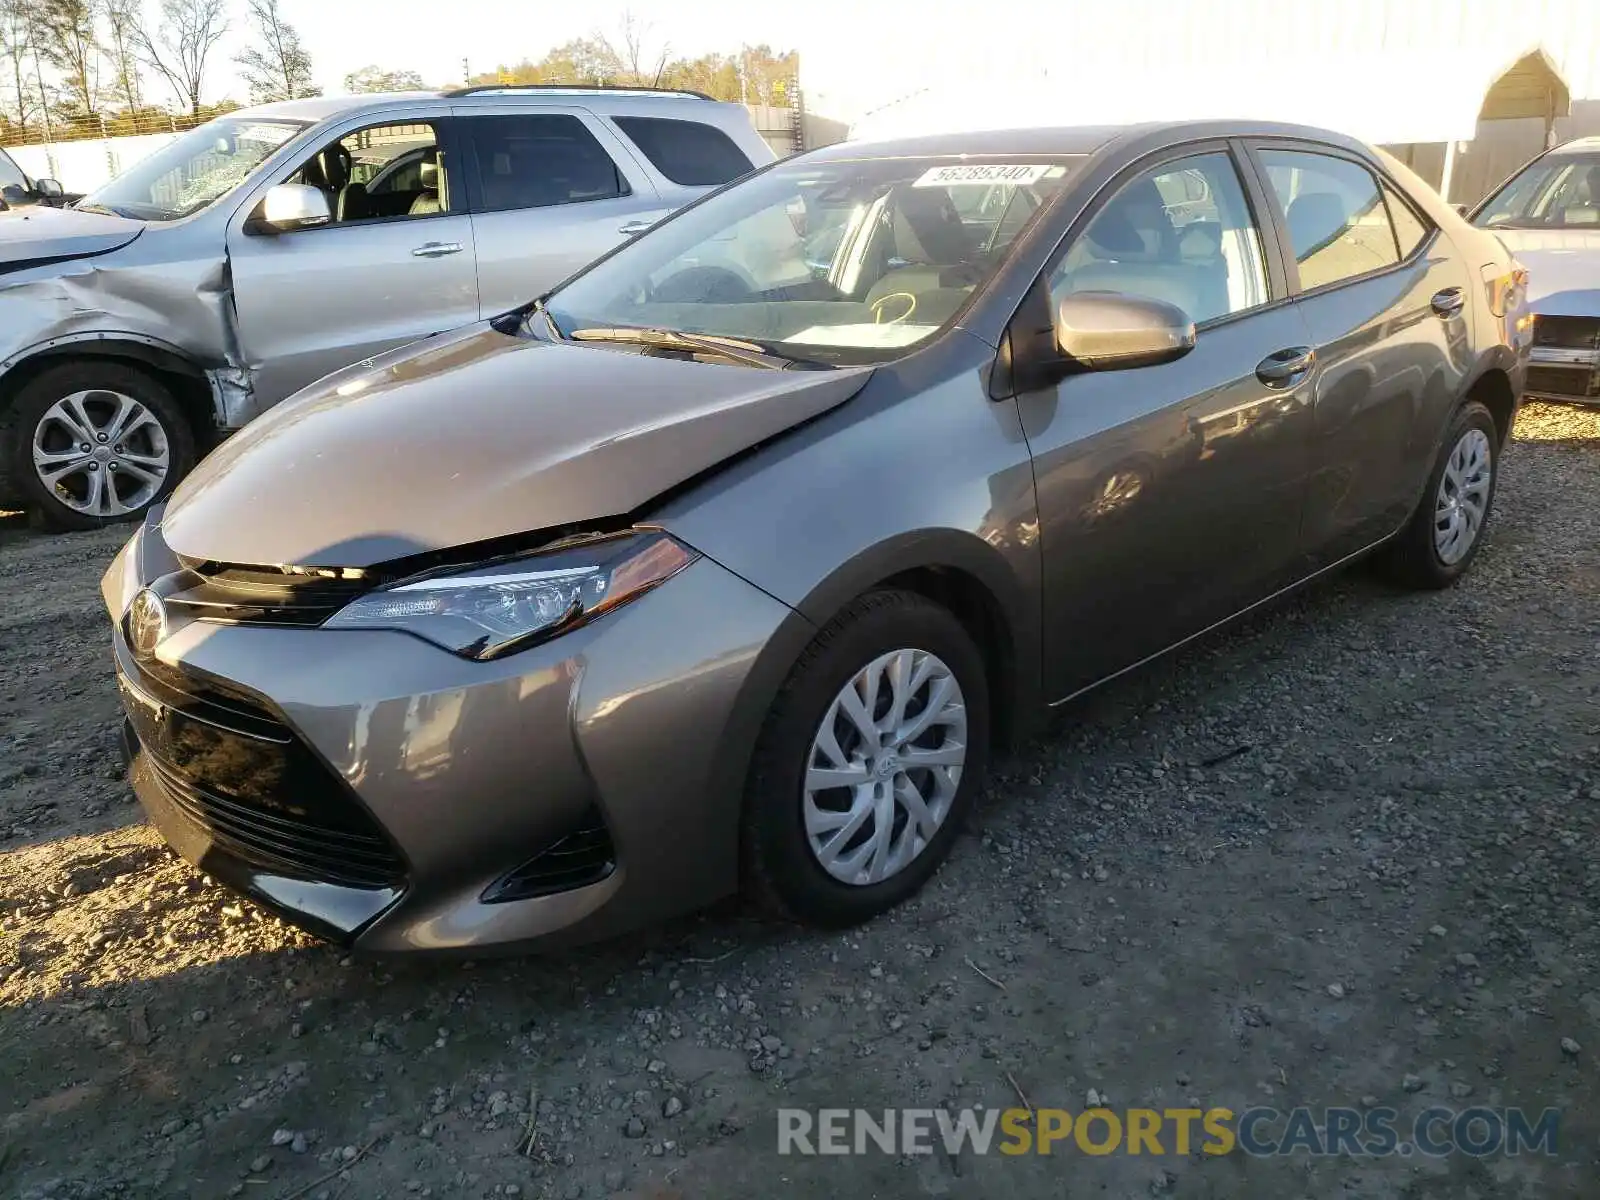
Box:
left=0, top=86, right=773, bottom=528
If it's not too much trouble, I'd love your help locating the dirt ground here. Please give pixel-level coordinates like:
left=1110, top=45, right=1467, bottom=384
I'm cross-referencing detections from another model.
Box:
left=1, top=403, right=1597, bottom=1200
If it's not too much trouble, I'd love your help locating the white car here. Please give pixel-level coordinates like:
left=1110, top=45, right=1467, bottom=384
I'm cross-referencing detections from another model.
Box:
left=1471, top=136, right=1600, bottom=405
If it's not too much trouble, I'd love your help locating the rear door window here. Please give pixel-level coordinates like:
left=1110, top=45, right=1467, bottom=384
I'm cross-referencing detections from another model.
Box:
left=462, top=114, right=628, bottom=213
left=612, top=116, right=754, bottom=187
left=1258, top=149, right=1402, bottom=290
left=1382, top=182, right=1431, bottom=258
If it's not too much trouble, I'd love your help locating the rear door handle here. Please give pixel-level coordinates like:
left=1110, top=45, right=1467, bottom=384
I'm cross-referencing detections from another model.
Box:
left=618, top=220, right=655, bottom=236
left=412, top=241, right=464, bottom=258
left=1431, top=287, right=1466, bottom=318
left=1255, top=346, right=1315, bottom=388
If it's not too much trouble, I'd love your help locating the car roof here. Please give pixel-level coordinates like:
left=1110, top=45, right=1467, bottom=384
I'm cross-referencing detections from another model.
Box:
left=1549, top=135, right=1600, bottom=156
left=812, top=119, right=1373, bottom=161
left=239, top=88, right=738, bottom=125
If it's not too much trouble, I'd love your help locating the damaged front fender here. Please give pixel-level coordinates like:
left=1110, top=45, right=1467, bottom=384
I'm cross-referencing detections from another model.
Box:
left=0, top=249, right=262, bottom=429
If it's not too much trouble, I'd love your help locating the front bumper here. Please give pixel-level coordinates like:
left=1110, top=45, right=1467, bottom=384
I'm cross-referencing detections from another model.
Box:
left=104, top=525, right=800, bottom=954
left=1525, top=316, right=1600, bottom=404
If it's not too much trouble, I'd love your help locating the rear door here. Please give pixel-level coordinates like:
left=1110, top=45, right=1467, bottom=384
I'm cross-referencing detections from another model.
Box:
left=454, top=107, right=674, bottom=315
left=226, top=110, right=480, bottom=409
left=1247, top=142, right=1474, bottom=565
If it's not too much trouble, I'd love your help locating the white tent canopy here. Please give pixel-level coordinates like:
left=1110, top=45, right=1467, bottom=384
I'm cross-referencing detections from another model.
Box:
left=849, top=46, right=1570, bottom=148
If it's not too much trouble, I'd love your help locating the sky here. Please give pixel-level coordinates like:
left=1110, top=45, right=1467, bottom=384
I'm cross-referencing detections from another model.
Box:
left=207, top=0, right=911, bottom=121
left=193, top=0, right=1600, bottom=129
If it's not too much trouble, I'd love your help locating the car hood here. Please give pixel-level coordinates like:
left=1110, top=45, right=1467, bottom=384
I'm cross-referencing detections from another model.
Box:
left=0, top=203, right=143, bottom=269
left=1491, top=228, right=1600, bottom=317
left=160, top=323, right=874, bottom=567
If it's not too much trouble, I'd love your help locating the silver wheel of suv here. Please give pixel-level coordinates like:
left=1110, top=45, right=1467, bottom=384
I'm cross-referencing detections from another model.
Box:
left=32, top=389, right=172, bottom=518
left=1433, top=427, right=1492, bottom=566
left=803, top=648, right=968, bottom=886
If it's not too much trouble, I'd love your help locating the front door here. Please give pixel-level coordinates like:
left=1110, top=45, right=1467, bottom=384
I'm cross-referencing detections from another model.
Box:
left=453, top=108, right=674, bottom=315
left=226, top=113, right=480, bottom=410
left=1014, top=146, right=1317, bottom=698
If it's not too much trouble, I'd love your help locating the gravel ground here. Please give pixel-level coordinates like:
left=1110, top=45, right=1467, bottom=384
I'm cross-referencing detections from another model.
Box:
left=1, top=402, right=1597, bottom=1200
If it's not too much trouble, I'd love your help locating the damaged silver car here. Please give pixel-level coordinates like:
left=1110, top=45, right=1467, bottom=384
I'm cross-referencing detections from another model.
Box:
left=0, top=87, right=773, bottom=528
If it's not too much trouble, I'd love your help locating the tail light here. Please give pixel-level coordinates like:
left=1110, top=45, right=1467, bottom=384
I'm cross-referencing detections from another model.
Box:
left=1482, top=262, right=1528, bottom=320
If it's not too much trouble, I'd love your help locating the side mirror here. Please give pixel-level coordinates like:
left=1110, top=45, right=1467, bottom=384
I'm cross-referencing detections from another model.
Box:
left=34, top=177, right=64, bottom=199
left=1053, top=291, right=1196, bottom=371
left=259, top=183, right=332, bottom=232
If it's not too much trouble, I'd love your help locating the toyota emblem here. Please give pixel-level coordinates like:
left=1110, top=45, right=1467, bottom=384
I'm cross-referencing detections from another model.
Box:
left=128, top=588, right=167, bottom=659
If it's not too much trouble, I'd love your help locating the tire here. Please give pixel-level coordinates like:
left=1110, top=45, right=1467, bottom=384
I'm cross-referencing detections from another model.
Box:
left=741, top=589, right=992, bottom=927
left=0, top=361, right=197, bottom=531
left=1382, top=400, right=1499, bottom=589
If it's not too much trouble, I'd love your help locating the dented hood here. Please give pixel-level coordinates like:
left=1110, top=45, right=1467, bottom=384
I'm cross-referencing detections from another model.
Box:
left=161, top=323, right=873, bottom=567
left=1492, top=228, right=1600, bottom=317
left=0, top=203, right=143, bottom=268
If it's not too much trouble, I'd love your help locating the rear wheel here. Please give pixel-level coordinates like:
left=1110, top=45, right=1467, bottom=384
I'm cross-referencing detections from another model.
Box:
left=0, top=361, right=196, bottom=530
left=741, top=590, right=991, bottom=927
left=1383, top=400, right=1498, bottom=588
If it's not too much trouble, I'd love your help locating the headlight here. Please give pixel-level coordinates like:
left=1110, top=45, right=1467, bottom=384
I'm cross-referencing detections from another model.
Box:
left=323, top=531, right=698, bottom=660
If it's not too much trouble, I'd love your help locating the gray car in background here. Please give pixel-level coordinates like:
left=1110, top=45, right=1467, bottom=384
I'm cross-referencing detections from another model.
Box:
left=0, top=86, right=772, bottom=528
left=105, top=120, right=1527, bottom=955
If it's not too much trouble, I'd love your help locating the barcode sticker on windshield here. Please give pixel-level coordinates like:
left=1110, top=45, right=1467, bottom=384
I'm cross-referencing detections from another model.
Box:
left=913, top=163, right=1056, bottom=188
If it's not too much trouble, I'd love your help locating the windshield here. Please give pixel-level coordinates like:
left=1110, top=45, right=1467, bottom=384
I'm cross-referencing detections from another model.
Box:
left=545, top=154, right=1082, bottom=364
left=82, top=117, right=308, bottom=221
left=1474, top=154, right=1600, bottom=230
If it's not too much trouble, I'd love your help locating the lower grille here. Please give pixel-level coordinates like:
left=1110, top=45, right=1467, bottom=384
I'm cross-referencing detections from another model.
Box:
left=120, top=659, right=405, bottom=889
left=483, top=808, right=616, bottom=903
left=144, top=752, right=404, bottom=888
left=1526, top=364, right=1600, bottom=400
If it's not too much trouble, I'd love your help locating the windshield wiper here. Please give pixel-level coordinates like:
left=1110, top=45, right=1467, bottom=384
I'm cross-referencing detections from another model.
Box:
left=73, top=202, right=128, bottom=218
left=569, top=326, right=829, bottom=371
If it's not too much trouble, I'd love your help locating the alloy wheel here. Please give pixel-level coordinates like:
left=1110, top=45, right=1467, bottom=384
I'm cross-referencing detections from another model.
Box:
left=1433, top=427, right=1492, bottom=565
left=803, top=648, right=968, bottom=886
left=31, top=389, right=171, bottom=518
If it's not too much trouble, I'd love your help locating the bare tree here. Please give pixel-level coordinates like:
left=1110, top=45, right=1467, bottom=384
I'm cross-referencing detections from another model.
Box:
left=133, top=0, right=226, bottom=117
left=0, top=0, right=38, bottom=128
left=613, top=11, right=669, bottom=87
left=235, top=0, right=318, bottom=103
left=102, top=0, right=143, bottom=113
left=342, top=65, right=425, bottom=94
left=37, top=0, right=102, bottom=119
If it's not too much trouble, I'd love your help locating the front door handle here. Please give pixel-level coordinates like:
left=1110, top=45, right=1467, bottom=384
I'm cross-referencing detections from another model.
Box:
left=412, top=241, right=464, bottom=258
left=1431, top=287, right=1466, bottom=318
left=1255, top=346, right=1315, bottom=388
left=618, top=220, right=655, bottom=236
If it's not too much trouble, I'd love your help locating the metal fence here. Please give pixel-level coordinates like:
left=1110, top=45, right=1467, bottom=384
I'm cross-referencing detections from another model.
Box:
left=2, top=109, right=215, bottom=147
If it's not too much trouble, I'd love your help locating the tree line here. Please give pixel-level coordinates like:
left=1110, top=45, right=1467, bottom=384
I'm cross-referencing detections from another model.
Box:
left=1, top=1, right=799, bottom=146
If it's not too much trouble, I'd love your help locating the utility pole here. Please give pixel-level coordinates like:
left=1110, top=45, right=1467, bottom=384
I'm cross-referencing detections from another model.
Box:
left=462, top=57, right=470, bottom=84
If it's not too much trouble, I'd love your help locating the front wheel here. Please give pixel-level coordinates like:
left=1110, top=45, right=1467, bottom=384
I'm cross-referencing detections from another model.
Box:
left=1383, top=400, right=1499, bottom=589
left=0, top=361, right=196, bottom=531
left=741, top=590, right=991, bottom=927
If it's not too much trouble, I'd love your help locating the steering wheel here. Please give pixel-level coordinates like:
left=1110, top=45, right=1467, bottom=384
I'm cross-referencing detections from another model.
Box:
left=649, top=266, right=754, bottom=304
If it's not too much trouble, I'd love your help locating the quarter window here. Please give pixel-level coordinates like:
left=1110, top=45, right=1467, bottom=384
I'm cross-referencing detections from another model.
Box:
left=1051, top=151, right=1269, bottom=326
left=1259, top=150, right=1401, bottom=290
left=612, top=116, right=753, bottom=187
left=463, top=114, right=627, bottom=213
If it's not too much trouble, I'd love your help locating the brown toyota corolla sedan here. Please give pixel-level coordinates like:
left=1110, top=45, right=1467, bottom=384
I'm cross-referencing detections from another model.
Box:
left=104, top=120, right=1530, bottom=954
